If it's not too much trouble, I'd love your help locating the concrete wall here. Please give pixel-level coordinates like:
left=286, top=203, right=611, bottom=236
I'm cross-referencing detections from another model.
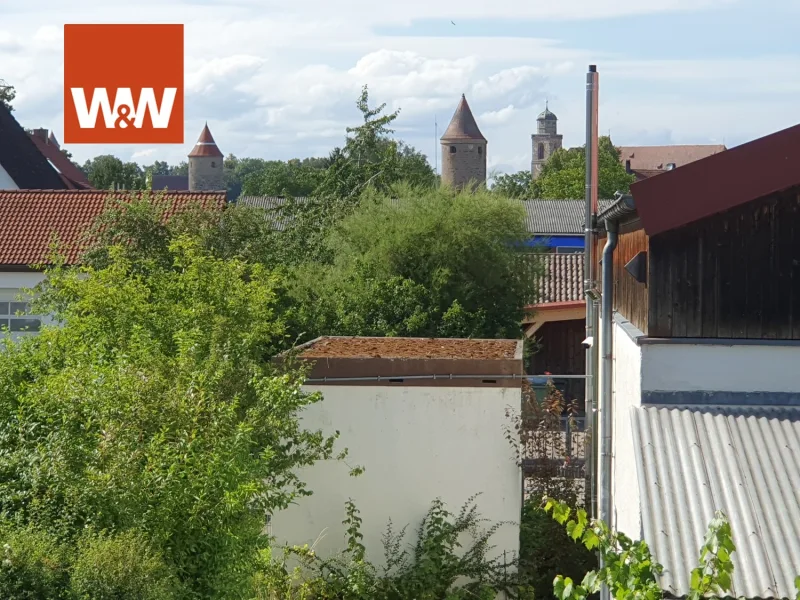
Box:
left=441, top=141, right=487, bottom=189
left=0, top=162, right=19, bottom=190
left=609, top=318, right=643, bottom=539
left=641, top=343, right=800, bottom=395
left=272, top=384, right=521, bottom=566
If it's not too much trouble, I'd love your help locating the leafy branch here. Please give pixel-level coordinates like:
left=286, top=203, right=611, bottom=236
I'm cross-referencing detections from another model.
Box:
left=543, top=498, right=737, bottom=600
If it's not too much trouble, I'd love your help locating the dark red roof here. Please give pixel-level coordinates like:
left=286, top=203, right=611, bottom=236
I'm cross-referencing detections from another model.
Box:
left=441, top=94, right=486, bottom=142
left=188, top=123, right=223, bottom=158
left=27, top=133, right=92, bottom=189
left=0, top=190, right=226, bottom=266
left=631, top=123, right=800, bottom=236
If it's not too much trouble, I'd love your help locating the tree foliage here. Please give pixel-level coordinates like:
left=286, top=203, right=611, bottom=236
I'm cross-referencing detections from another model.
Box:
left=543, top=499, right=739, bottom=600
left=0, top=235, right=340, bottom=597
left=532, top=136, right=634, bottom=199
left=82, top=154, right=146, bottom=190
left=0, top=79, right=15, bottom=112
left=285, top=185, right=539, bottom=341
left=491, top=171, right=535, bottom=199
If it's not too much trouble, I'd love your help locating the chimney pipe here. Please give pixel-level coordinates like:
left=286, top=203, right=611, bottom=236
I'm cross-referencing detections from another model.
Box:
left=584, top=64, right=600, bottom=525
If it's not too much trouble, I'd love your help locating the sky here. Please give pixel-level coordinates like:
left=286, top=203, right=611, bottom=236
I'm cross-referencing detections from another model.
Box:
left=2, top=0, right=799, bottom=177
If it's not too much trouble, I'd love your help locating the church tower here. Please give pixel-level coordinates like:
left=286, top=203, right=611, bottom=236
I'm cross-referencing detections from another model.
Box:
left=531, top=103, right=563, bottom=179
left=440, top=94, right=487, bottom=190
left=188, top=123, right=224, bottom=192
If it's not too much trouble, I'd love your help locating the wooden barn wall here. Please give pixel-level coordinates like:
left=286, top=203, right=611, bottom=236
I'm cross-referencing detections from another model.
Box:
left=530, top=319, right=586, bottom=403
left=648, top=187, right=800, bottom=339
left=594, top=228, right=650, bottom=334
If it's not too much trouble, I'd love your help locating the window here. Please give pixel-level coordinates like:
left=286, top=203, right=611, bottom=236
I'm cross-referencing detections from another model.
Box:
left=537, top=143, right=545, bottom=160
left=556, top=247, right=584, bottom=254
left=0, top=293, right=43, bottom=334
left=450, top=146, right=456, bottom=154
left=211, top=161, right=216, bottom=168
left=478, top=146, right=483, bottom=155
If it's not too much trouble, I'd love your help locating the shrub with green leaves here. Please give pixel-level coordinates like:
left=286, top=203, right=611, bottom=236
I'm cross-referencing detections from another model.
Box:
left=0, top=237, right=340, bottom=598
left=70, top=530, right=181, bottom=600
left=0, top=523, right=71, bottom=600
left=257, top=497, right=518, bottom=600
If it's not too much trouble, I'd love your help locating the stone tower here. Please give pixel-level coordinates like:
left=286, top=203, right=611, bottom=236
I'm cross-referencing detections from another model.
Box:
left=188, top=123, right=224, bottom=191
left=531, top=103, right=563, bottom=179
left=440, top=94, right=487, bottom=190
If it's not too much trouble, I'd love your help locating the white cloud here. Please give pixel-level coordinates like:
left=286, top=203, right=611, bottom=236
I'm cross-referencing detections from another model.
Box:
left=131, top=149, right=157, bottom=159
left=480, top=105, right=517, bottom=126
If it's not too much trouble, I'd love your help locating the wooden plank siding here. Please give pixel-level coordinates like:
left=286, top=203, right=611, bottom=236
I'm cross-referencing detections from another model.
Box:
left=529, top=319, right=586, bottom=404
left=595, top=227, right=650, bottom=334
left=647, top=186, right=800, bottom=338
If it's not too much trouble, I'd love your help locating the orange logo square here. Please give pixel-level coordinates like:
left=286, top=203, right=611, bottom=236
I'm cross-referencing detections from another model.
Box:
left=63, top=24, right=184, bottom=144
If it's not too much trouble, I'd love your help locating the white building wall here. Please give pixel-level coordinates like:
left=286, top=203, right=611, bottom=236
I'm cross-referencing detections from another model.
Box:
left=0, top=162, right=19, bottom=190
left=272, top=384, right=522, bottom=566
left=610, top=319, right=643, bottom=540
left=641, top=343, right=800, bottom=394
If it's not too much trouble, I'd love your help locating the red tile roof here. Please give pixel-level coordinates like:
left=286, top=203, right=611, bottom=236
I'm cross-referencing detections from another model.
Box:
left=27, top=132, right=92, bottom=189
left=619, top=144, right=726, bottom=171
left=188, top=123, right=223, bottom=158
left=534, top=253, right=584, bottom=304
left=441, top=94, right=486, bottom=142
left=0, top=190, right=226, bottom=266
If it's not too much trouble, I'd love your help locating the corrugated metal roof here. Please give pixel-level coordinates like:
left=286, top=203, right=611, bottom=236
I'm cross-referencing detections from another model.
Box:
left=631, top=405, right=800, bottom=600
left=523, top=199, right=614, bottom=234
left=237, top=196, right=613, bottom=236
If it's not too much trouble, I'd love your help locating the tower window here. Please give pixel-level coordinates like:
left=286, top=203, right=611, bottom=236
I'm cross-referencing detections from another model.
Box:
left=450, top=146, right=456, bottom=154
left=537, top=143, right=545, bottom=160
left=211, top=161, right=216, bottom=168
left=478, top=146, right=483, bottom=155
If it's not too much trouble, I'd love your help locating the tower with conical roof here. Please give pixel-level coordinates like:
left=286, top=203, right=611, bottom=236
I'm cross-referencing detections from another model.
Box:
left=440, top=94, right=487, bottom=190
left=188, top=123, right=224, bottom=192
left=531, top=102, right=563, bottom=179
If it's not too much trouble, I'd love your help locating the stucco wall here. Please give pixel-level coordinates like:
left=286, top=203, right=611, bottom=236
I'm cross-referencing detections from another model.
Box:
left=609, top=318, right=643, bottom=540
left=0, top=162, right=19, bottom=190
left=271, top=384, right=522, bottom=566
left=641, top=342, right=800, bottom=394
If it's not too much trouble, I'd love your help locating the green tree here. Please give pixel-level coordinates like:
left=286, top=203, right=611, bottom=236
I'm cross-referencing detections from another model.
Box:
left=532, top=136, right=634, bottom=199
left=241, top=160, right=325, bottom=198
left=286, top=185, right=539, bottom=341
left=491, top=170, right=535, bottom=199
left=0, top=79, right=16, bottom=111
left=170, top=161, right=189, bottom=176
left=82, top=155, right=146, bottom=190
left=275, top=85, right=436, bottom=264
left=0, top=233, right=340, bottom=597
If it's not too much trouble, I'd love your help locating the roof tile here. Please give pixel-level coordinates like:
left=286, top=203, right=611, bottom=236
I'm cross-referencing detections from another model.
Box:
left=0, top=190, right=226, bottom=266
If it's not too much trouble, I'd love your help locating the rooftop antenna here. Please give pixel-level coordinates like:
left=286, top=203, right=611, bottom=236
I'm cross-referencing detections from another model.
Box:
left=435, top=115, right=439, bottom=176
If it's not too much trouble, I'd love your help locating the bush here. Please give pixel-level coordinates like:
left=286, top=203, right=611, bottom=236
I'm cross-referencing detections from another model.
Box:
left=519, top=498, right=596, bottom=600
left=257, top=497, right=519, bottom=600
left=70, top=529, right=182, bottom=600
left=0, top=523, right=71, bottom=600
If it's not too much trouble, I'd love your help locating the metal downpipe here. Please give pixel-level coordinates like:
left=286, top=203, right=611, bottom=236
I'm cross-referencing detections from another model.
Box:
left=598, top=219, right=618, bottom=600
